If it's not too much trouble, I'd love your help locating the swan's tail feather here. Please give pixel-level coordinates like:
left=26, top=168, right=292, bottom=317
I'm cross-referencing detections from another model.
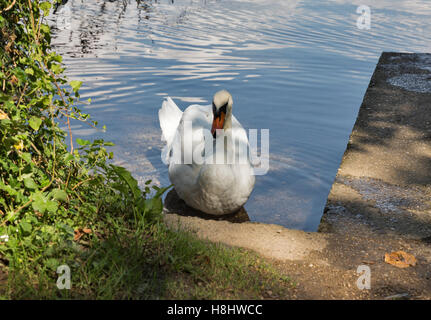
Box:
left=158, top=97, right=182, bottom=163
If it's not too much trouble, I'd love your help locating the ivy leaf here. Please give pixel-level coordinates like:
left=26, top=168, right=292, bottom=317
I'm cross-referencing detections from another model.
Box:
left=29, top=116, right=42, bottom=131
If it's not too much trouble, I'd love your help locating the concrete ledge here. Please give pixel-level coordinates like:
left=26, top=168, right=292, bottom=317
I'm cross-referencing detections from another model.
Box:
left=164, top=212, right=328, bottom=262
left=320, top=52, right=431, bottom=239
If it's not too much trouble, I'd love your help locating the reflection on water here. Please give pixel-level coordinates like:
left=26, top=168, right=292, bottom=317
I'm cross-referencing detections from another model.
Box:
left=50, top=0, right=431, bottom=231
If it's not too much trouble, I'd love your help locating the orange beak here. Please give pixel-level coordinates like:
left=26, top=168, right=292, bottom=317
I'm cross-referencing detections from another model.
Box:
left=211, top=112, right=225, bottom=138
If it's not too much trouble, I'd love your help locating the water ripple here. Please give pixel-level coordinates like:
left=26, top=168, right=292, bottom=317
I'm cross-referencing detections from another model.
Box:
left=50, top=0, right=431, bottom=230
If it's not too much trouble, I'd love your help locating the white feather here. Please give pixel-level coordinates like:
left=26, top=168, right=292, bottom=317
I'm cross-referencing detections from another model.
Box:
left=158, top=95, right=255, bottom=215
left=158, top=97, right=183, bottom=163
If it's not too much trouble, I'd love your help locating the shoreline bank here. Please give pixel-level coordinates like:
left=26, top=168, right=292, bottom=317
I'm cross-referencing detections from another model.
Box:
left=165, top=52, right=431, bottom=299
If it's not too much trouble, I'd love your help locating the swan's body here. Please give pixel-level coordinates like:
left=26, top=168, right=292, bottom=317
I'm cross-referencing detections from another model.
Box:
left=159, top=91, right=255, bottom=215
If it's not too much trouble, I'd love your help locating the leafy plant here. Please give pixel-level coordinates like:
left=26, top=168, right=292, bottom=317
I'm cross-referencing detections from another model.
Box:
left=0, top=1, right=293, bottom=301
left=0, top=0, right=169, bottom=294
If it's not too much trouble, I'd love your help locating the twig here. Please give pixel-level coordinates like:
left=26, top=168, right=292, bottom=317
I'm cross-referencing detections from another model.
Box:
left=51, top=105, right=56, bottom=177
left=67, top=111, right=73, bottom=153
left=16, top=82, right=28, bottom=106
left=27, top=0, right=38, bottom=44
left=43, top=64, right=74, bottom=153
left=73, top=189, right=84, bottom=204
left=58, top=108, right=97, bottom=129
left=64, top=165, right=72, bottom=190
left=29, top=140, right=41, bottom=156
left=0, top=0, right=16, bottom=13
left=71, top=177, right=94, bottom=191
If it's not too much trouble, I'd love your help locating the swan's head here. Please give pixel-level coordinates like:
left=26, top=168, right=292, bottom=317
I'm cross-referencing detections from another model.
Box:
left=211, top=90, right=233, bottom=138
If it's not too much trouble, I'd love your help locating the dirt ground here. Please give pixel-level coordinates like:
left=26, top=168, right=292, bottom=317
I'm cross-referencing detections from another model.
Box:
left=164, top=52, right=431, bottom=300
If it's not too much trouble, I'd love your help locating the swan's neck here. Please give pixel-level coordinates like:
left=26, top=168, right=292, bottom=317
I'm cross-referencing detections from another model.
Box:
left=222, top=110, right=233, bottom=161
left=223, top=109, right=232, bottom=131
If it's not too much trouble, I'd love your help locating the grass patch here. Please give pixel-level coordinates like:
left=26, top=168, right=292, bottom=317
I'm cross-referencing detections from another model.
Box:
left=1, top=220, right=294, bottom=299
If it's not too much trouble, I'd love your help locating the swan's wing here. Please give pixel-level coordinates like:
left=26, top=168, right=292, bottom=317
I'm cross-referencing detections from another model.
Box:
left=159, top=97, right=183, bottom=164
left=159, top=97, right=183, bottom=145
left=170, top=105, right=212, bottom=164
left=232, top=115, right=250, bottom=147
left=180, top=104, right=212, bottom=137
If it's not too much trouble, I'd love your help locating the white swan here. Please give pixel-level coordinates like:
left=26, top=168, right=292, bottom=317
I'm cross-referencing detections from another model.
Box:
left=159, top=90, right=255, bottom=215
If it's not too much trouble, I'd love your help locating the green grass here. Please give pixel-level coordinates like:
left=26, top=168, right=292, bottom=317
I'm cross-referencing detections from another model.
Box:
left=0, top=219, right=294, bottom=299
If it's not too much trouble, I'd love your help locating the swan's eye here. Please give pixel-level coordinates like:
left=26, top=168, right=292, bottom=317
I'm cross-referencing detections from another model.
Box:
left=213, top=102, right=227, bottom=117
left=220, top=102, right=227, bottom=114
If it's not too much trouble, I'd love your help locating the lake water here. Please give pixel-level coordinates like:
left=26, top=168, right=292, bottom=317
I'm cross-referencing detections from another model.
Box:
left=50, top=0, right=431, bottom=231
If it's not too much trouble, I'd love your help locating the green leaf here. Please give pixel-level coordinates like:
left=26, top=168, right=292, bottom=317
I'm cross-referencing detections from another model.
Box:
left=51, top=63, right=62, bottom=74
left=45, top=258, right=59, bottom=271
left=50, top=189, right=67, bottom=202
left=41, top=225, right=55, bottom=235
left=58, top=223, right=74, bottom=236
left=40, top=23, right=50, bottom=35
left=32, top=192, right=48, bottom=213
left=63, top=153, right=74, bottom=164
left=13, top=68, right=26, bottom=84
left=70, top=80, right=82, bottom=93
left=144, top=197, right=163, bottom=222
left=5, top=211, right=17, bottom=222
left=20, top=152, right=32, bottom=164
left=50, top=53, right=62, bottom=63
left=111, top=165, right=141, bottom=201
left=149, top=197, right=163, bottom=213
left=76, top=138, right=91, bottom=146
left=0, top=182, right=18, bottom=196
left=40, top=2, right=52, bottom=16
left=23, top=177, right=38, bottom=190
left=29, top=116, right=42, bottom=131
left=46, top=200, right=58, bottom=213
left=25, top=68, right=34, bottom=75
left=19, top=221, right=32, bottom=236
left=32, top=193, right=58, bottom=213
